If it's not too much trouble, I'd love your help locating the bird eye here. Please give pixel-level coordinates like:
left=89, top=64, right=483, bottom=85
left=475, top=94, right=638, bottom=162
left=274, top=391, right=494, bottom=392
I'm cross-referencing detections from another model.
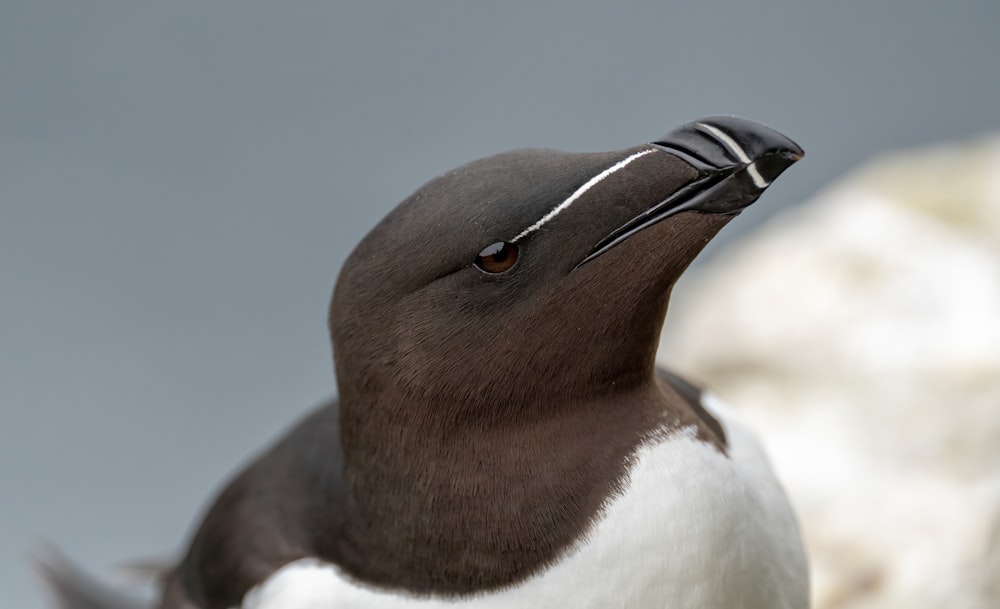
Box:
left=474, top=241, right=519, bottom=273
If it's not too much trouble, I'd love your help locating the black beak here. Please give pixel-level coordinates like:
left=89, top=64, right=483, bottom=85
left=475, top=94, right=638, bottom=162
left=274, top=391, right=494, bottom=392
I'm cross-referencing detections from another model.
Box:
left=578, top=116, right=803, bottom=267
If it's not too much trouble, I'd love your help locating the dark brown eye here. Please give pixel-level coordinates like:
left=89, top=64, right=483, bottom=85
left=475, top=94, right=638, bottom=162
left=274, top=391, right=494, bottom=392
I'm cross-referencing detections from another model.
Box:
left=474, top=241, right=519, bottom=273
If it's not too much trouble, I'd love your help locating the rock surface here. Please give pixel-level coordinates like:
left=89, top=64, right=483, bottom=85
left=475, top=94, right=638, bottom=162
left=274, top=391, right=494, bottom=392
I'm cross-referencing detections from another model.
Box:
left=660, top=135, right=1000, bottom=609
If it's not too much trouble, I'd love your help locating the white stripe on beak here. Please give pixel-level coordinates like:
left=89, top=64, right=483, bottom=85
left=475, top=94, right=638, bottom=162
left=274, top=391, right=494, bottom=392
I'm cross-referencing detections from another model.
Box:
left=696, top=123, right=770, bottom=189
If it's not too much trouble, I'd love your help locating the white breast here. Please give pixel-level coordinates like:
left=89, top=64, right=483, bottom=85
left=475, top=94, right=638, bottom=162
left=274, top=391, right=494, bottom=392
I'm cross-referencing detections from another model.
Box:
left=242, top=394, right=808, bottom=609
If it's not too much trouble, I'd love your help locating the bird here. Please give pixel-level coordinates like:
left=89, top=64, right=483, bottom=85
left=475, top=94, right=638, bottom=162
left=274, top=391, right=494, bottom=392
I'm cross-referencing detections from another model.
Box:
left=41, top=116, right=808, bottom=609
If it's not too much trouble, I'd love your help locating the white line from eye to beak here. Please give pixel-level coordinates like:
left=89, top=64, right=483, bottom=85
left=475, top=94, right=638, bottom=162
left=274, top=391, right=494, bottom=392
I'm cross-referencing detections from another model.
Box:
left=512, top=148, right=656, bottom=243
left=696, top=123, right=770, bottom=189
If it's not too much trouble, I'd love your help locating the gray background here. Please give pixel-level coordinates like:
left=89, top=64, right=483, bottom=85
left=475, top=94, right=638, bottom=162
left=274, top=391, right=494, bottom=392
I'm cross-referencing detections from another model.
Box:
left=3, top=2, right=999, bottom=607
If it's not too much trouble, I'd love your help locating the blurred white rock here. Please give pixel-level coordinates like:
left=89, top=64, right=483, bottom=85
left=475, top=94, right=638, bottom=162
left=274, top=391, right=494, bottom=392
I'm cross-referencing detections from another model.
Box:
left=659, top=135, right=1000, bottom=609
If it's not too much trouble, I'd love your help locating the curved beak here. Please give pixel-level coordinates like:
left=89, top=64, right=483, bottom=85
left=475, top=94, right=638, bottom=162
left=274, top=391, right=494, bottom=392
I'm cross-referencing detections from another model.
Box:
left=577, top=115, right=803, bottom=267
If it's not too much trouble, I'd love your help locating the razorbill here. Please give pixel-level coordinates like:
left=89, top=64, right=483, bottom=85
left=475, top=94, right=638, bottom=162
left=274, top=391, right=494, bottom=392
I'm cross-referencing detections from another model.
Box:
left=42, top=116, right=808, bottom=609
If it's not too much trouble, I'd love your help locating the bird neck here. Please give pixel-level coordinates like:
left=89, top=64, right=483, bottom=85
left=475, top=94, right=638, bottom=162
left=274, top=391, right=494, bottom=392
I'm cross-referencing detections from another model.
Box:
left=332, top=382, right=668, bottom=594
